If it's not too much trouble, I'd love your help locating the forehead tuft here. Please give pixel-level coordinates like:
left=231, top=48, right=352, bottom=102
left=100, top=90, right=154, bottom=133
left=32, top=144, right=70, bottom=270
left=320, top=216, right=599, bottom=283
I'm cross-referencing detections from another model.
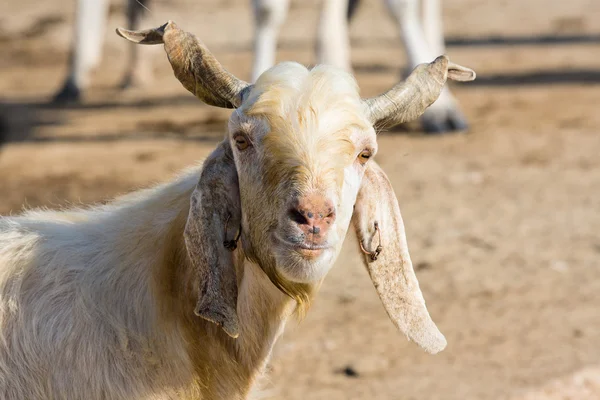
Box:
left=242, top=62, right=370, bottom=133
left=238, top=62, right=373, bottom=191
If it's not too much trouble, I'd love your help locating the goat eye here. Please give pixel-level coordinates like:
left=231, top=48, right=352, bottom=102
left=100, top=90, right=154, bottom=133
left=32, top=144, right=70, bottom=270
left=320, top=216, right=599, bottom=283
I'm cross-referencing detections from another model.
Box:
left=234, top=134, right=250, bottom=151
left=358, top=150, right=372, bottom=164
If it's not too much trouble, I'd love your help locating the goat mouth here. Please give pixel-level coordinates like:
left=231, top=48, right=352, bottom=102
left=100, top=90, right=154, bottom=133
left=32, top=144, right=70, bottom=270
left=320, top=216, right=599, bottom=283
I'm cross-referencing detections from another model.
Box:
left=295, top=242, right=329, bottom=250
left=295, top=246, right=327, bottom=259
left=274, top=235, right=331, bottom=258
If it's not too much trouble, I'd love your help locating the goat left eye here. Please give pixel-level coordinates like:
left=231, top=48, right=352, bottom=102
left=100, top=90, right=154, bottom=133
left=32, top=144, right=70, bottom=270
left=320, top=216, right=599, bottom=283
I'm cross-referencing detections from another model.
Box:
left=234, top=134, right=250, bottom=151
left=358, top=150, right=372, bottom=164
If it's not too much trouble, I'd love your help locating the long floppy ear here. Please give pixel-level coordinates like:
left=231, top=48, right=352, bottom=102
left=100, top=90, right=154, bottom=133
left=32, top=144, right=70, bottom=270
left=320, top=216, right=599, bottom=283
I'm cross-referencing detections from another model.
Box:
left=184, top=140, right=241, bottom=338
left=352, top=161, right=446, bottom=354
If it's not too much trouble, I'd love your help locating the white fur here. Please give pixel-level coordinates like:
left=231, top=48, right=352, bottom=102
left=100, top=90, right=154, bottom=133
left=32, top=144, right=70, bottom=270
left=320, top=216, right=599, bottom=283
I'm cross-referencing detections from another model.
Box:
left=0, top=167, right=295, bottom=399
left=0, top=170, right=196, bottom=399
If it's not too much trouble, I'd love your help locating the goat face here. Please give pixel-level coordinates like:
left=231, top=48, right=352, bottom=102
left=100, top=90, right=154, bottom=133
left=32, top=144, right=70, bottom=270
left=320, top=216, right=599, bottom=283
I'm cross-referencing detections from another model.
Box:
left=230, top=63, right=376, bottom=284
left=117, top=21, right=474, bottom=349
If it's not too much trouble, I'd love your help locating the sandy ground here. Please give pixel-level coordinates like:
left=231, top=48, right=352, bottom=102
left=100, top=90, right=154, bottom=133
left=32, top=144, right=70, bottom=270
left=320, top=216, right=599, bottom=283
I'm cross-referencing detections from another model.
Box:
left=1, top=0, right=600, bottom=399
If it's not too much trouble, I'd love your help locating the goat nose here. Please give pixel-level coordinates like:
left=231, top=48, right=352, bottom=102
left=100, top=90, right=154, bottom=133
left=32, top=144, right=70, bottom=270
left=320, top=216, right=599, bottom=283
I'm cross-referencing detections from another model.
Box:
left=288, top=195, right=336, bottom=236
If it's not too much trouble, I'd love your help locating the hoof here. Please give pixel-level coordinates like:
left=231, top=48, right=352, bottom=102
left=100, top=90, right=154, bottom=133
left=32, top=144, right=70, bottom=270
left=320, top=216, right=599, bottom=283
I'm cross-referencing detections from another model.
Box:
left=119, top=75, right=136, bottom=90
left=347, top=0, right=361, bottom=20
left=51, top=80, right=81, bottom=104
left=119, top=71, right=152, bottom=90
left=0, top=115, right=7, bottom=145
left=421, top=107, right=469, bottom=134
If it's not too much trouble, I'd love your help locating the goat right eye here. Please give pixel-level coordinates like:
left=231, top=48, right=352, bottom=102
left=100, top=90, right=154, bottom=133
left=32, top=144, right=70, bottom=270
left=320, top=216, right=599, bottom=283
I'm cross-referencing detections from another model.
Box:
left=357, top=150, right=372, bottom=165
left=234, top=134, right=250, bottom=151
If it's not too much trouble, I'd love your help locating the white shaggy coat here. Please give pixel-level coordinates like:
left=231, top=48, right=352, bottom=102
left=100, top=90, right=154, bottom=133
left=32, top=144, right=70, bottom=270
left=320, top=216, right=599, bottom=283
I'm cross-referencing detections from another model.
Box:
left=0, top=169, right=292, bottom=399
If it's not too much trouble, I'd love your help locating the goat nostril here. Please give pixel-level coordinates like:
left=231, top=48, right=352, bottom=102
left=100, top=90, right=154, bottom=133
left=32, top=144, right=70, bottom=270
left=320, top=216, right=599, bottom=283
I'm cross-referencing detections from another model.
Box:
left=289, top=208, right=308, bottom=225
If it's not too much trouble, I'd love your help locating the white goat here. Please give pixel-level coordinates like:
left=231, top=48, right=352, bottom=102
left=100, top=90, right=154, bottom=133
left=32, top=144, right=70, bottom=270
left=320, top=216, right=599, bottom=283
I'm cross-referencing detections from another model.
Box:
left=53, top=0, right=468, bottom=133
left=5, top=21, right=475, bottom=399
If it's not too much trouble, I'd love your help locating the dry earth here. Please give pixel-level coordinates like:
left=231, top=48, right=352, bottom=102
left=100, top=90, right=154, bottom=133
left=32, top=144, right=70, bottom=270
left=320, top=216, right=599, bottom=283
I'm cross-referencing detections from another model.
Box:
left=1, top=0, right=599, bottom=399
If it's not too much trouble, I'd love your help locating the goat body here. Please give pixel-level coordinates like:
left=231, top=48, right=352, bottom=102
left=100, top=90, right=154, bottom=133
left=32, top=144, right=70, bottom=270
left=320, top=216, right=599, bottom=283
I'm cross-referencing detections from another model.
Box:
left=0, top=168, right=291, bottom=400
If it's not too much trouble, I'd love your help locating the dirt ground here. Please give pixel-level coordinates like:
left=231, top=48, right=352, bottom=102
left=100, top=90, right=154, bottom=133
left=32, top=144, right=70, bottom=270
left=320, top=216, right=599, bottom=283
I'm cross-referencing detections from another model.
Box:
left=1, top=0, right=600, bottom=399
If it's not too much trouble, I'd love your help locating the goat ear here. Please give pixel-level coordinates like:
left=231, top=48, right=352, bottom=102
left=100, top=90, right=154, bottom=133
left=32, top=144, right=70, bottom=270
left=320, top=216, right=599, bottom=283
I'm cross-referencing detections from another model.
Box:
left=352, top=161, right=446, bottom=354
left=184, top=140, right=241, bottom=338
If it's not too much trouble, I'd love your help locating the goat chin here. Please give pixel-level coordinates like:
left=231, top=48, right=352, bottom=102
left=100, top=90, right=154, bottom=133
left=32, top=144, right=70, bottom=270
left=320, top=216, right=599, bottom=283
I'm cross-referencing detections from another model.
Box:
left=273, top=247, right=336, bottom=284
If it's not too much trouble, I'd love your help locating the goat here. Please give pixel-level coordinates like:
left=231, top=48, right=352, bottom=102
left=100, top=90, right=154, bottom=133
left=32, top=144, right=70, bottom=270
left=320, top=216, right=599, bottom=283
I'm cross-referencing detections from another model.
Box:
left=53, top=0, right=468, bottom=133
left=4, top=21, right=475, bottom=399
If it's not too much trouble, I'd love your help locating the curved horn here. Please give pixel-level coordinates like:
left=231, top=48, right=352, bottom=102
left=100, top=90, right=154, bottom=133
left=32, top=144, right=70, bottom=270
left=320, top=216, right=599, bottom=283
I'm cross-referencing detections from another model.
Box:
left=117, top=21, right=251, bottom=108
left=362, top=55, right=476, bottom=128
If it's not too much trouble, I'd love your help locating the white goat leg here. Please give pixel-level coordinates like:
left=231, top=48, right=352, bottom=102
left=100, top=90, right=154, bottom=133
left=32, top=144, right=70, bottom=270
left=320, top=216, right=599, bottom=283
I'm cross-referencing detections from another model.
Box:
left=317, top=0, right=351, bottom=71
left=120, top=0, right=154, bottom=89
left=385, top=0, right=434, bottom=69
left=422, top=0, right=445, bottom=56
left=72, top=0, right=109, bottom=88
left=251, top=0, right=290, bottom=82
left=53, top=0, right=109, bottom=102
left=384, top=0, right=468, bottom=132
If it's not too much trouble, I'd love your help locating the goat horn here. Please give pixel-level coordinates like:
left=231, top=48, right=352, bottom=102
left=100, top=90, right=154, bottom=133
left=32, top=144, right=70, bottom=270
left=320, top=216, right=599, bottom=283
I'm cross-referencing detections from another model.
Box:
left=362, top=55, right=476, bottom=128
left=116, top=21, right=251, bottom=108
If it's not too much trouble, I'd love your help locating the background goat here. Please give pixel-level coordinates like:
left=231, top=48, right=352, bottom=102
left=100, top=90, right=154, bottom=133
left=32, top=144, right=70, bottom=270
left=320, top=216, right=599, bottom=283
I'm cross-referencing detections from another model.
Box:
left=53, top=0, right=468, bottom=133
left=0, top=21, right=475, bottom=399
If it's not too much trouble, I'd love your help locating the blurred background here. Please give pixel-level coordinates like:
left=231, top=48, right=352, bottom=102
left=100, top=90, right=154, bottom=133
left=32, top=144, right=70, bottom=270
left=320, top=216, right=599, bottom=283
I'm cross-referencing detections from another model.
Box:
left=1, top=0, right=599, bottom=398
